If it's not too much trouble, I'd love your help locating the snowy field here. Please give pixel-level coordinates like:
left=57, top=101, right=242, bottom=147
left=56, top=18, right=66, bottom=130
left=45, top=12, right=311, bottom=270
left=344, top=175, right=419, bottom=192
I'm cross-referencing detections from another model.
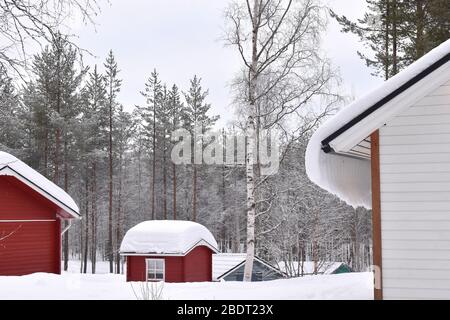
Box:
left=0, top=261, right=374, bottom=300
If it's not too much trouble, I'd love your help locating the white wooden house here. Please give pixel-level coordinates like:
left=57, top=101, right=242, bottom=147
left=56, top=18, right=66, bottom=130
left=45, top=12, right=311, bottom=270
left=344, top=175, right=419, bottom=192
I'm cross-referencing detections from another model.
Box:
left=306, top=39, right=450, bottom=300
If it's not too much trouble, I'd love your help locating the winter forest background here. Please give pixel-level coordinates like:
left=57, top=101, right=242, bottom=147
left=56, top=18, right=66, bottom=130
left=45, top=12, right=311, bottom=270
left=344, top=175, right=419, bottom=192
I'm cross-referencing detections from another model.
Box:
left=0, top=0, right=449, bottom=276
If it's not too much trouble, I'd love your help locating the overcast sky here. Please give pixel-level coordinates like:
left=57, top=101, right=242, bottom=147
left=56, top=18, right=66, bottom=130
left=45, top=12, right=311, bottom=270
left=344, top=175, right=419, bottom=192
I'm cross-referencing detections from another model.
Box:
left=73, top=0, right=383, bottom=126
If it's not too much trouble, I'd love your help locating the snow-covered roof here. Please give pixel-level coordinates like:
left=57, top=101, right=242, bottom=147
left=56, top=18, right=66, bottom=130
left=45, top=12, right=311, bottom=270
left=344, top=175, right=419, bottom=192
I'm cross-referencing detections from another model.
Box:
left=306, top=39, right=450, bottom=208
left=213, top=253, right=248, bottom=280
left=0, top=151, right=80, bottom=218
left=213, top=253, right=286, bottom=280
left=119, top=220, right=219, bottom=255
left=278, top=261, right=348, bottom=275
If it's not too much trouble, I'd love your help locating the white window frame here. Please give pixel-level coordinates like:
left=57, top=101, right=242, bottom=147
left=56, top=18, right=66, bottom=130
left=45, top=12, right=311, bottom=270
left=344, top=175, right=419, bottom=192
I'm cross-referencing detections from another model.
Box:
left=145, top=258, right=165, bottom=282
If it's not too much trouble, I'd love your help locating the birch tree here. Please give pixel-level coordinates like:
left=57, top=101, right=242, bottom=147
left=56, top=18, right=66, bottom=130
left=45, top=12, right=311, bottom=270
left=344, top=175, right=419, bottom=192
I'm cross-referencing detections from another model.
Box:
left=224, top=0, right=338, bottom=281
left=0, top=0, right=100, bottom=75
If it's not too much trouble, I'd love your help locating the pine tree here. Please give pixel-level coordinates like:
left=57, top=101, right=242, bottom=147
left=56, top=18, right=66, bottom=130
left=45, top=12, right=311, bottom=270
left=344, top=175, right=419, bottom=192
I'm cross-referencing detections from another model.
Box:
left=402, top=0, right=450, bottom=62
left=81, top=65, right=108, bottom=274
left=158, top=86, right=170, bottom=220
left=139, top=70, right=162, bottom=220
left=104, top=49, right=122, bottom=273
left=22, top=36, right=86, bottom=271
left=183, top=75, right=219, bottom=222
left=114, top=105, right=134, bottom=274
left=168, top=84, right=184, bottom=220
left=331, top=0, right=407, bottom=79
left=332, top=0, right=450, bottom=79
left=0, top=68, right=25, bottom=155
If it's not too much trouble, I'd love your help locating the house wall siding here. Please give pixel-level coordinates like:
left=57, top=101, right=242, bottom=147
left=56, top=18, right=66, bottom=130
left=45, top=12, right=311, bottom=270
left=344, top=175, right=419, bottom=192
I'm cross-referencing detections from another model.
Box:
left=0, top=177, right=60, bottom=276
left=379, top=81, right=450, bottom=299
left=125, top=246, right=213, bottom=282
left=126, top=255, right=184, bottom=282
left=184, top=246, right=213, bottom=282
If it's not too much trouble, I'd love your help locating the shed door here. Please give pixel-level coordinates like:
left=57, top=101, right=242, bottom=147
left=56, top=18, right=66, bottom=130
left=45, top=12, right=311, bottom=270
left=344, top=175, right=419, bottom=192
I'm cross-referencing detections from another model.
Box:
left=0, top=221, right=58, bottom=276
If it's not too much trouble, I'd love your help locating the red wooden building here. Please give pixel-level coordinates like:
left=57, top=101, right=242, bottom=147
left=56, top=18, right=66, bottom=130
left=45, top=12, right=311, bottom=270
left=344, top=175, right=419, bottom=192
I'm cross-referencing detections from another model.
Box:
left=120, top=220, right=219, bottom=282
left=0, top=152, right=80, bottom=276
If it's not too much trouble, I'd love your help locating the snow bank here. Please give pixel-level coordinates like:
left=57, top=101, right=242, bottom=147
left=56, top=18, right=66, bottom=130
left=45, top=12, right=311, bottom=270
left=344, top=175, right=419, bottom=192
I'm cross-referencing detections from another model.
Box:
left=0, top=272, right=374, bottom=300
left=0, top=151, right=80, bottom=215
left=120, top=220, right=219, bottom=254
left=306, top=39, right=450, bottom=208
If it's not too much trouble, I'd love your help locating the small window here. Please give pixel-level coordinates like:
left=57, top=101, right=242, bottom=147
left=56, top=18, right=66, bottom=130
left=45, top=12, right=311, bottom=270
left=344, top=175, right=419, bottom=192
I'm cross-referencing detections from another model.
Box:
left=146, top=259, right=165, bottom=281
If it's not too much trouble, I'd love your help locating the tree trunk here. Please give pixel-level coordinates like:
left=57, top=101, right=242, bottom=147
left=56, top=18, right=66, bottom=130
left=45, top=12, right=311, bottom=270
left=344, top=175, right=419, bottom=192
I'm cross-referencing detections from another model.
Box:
left=91, top=162, right=97, bottom=274
left=163, top=138, right=167, bottom=220
left=138, top=142, right=142, bottom=216
left=108, top=96, right=114, bottom=273
left=151, top=95, right=157, bottom=220
left=415, top=0, right=426, bottom=59
left=192, top=164, right=197, bottom=222
left=115, top=153, right=123, bottom=274
left=63, top=138, right=69, bottom=271
left=384, top=0, right=391, bottom=80
left=172, top=162, right=177, bottom=220
left=243, top=0, right=260, bottom=283
left=54, top=43, right=62, bottom=186
left=55, top=127, right=61, bottom=184
left=244, top=116, right=256, bottom=282
left=44, top=128, right=48, bottom=177
left=83, top=171, right=89, bottom=274
left=392, top=0, right=398, bottom=75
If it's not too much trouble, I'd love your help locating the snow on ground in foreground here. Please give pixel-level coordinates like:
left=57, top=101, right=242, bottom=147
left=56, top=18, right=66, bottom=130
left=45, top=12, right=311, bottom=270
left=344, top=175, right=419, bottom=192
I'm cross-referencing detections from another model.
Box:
left=0, top=272, right=374, bottom=300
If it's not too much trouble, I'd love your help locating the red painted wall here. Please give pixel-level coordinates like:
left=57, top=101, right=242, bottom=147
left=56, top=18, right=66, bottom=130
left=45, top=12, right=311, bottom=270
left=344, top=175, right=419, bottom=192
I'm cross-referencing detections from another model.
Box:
left=0, top=177, right=57, bottom=220
left=0, top=177, right=61, bottom=276
left=125, top=245, right=214, bottom=282
left=126, top=255, right=184, bottom=282
left=184, top=246, right=213, bottom=282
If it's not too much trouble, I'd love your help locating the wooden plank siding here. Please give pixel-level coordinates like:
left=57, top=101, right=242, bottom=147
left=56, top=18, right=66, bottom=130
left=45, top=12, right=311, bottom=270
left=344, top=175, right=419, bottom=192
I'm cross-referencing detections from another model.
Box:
left=379, top=82, right=450, bottom=299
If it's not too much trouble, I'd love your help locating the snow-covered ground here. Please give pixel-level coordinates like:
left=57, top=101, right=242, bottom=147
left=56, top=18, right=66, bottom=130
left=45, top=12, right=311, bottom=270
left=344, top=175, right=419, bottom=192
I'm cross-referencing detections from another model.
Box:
left=0, top=262, right=374, bottom=300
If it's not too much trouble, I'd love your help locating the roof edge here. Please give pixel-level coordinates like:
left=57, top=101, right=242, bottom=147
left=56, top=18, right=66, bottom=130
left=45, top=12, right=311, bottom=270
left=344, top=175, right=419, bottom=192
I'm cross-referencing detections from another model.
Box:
left=216, top=256, right=287, bottom=280
left=321, top=52, right=450, bottom=153
left=0, top=165, right=80, bottom=219
left=120, top=239, right=220, bottom=256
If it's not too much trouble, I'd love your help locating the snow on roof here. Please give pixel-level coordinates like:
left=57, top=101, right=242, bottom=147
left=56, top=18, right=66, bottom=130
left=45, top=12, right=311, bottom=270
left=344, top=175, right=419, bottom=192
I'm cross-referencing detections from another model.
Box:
left=213, top=253, right=247, bottom=280
left=119, top=220, right=219, bottom=255
left=306, top=39, right=450, bottom=208
left=278, top=261, right=347, bottom=275
left=213, top=253, right=286, bottom=280
left=0, top=151, right=80, bottom=218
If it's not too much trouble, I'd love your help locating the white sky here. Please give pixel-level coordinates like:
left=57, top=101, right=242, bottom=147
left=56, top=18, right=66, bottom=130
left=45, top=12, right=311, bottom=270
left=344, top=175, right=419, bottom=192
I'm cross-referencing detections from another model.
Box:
left=73, top=0, right=383, bottom=126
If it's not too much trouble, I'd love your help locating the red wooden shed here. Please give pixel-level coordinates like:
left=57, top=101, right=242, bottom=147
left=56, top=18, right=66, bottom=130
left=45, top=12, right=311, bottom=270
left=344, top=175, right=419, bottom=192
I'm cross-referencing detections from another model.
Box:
left=0, top=152, right=80, bottom=276
left=120, top=220, right=219, bottom=282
